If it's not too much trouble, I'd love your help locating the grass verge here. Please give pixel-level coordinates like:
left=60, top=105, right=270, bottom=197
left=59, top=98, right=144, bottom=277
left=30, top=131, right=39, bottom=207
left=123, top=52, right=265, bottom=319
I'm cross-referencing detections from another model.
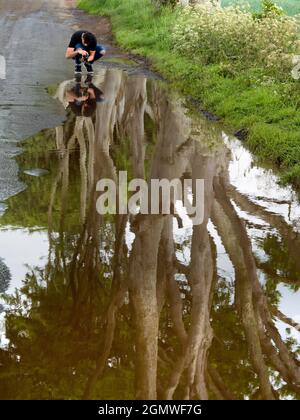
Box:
left=78, top=0, right=300, bottom=188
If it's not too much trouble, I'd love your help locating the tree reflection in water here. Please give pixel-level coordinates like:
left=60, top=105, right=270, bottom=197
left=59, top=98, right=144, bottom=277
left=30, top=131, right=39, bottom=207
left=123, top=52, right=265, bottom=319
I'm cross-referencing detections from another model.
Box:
left=0, top=68, right=299, bottom=400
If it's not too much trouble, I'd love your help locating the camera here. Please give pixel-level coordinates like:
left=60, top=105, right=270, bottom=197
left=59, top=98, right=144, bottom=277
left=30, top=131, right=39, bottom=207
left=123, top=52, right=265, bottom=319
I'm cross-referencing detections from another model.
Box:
left=83, top=53, right=90, bottom=63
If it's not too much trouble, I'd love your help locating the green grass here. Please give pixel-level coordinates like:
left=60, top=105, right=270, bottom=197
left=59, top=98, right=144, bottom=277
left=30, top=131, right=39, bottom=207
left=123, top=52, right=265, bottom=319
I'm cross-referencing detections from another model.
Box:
left=78, top=0, right=300, bottom=187
left=222, top=0, right=300, bottom=15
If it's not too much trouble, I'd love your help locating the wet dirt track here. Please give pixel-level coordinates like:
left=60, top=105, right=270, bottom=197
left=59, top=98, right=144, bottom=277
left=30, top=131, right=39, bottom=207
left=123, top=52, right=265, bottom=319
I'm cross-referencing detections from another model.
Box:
left=0, top=0, right=126, bottom=202
left=0, top=1, right=73, bottom=199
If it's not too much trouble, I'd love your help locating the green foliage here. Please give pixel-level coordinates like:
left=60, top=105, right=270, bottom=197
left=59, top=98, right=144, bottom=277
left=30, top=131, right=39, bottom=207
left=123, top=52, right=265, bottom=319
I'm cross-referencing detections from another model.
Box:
left=257, top=233, right=300, bottom=292
left=253, top=0, right=285, bottom=19
left=0, top=268, right=135, bottom=399
left=0, top=258, right=11, bottom=294
left=156, top=0, right=177, bottom=7
left=210, top=278, right=258, bottom=399
left=173, top=4, right=299, bottom=80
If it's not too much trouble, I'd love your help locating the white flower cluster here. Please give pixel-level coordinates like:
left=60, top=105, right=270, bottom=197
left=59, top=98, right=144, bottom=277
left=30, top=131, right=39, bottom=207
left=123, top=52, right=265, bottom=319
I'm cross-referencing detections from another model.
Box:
left=172, top=4, right=300, bottom=80
left=291, top=54, right=300, bottom=80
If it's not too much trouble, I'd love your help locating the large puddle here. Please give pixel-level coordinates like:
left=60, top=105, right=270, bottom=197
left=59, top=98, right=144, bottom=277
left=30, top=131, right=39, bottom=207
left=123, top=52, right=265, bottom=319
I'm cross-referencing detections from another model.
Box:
left=0, top=67, right=299, bottom=400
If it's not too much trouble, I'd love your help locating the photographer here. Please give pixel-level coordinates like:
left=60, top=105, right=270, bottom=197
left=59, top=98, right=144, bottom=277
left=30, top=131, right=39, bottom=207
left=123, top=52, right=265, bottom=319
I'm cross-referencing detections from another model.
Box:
left=65, top=30, right=106, bottom=74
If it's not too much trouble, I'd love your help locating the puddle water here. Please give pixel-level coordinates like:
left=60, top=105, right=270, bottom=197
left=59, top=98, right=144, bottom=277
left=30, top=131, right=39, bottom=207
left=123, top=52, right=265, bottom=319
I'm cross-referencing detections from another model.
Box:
left=0, top=67, right=299, bottom=400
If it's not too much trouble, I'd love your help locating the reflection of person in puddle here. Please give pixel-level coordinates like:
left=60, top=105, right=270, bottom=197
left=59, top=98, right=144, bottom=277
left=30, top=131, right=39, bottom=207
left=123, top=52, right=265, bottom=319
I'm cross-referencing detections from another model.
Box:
left=65, top=30, right=106, bottom=75
left=65, top=75, right=104, bottom=117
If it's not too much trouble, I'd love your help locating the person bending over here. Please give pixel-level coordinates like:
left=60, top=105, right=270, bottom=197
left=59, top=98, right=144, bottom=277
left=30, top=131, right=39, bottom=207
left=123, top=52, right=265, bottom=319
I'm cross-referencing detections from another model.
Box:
left=65, top=30, right=106, bottom=74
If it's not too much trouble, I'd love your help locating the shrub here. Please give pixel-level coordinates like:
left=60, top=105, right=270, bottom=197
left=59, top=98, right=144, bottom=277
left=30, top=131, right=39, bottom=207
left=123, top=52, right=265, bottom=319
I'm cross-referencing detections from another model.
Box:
left=253, top=0, right=284, bottom=19
left=172, top=4, right=300, bottom=80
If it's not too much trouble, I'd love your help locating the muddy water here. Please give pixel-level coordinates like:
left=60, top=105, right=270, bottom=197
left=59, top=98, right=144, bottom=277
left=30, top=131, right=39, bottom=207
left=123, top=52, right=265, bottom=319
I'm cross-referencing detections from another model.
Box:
left=0, top=65, right=299, bottom=400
